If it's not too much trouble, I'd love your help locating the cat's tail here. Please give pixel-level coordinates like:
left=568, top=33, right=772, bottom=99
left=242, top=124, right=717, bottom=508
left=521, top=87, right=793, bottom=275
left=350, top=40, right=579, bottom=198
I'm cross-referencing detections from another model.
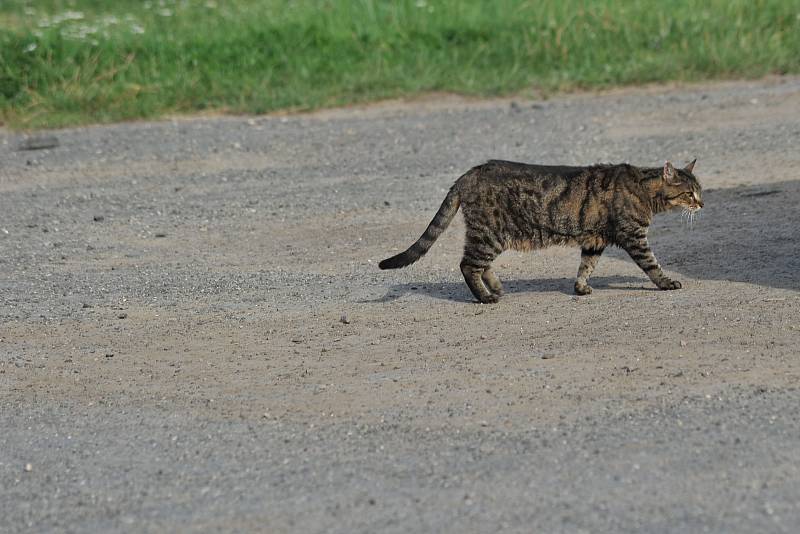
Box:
left=379, top=186, right=461, bottom=269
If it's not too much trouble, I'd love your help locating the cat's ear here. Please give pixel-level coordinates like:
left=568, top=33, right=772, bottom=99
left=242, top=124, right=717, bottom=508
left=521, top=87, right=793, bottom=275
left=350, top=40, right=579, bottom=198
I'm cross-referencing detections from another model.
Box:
left=662, top=161, right=677, bottom=182
left=684, top=159, right=696, bottom=173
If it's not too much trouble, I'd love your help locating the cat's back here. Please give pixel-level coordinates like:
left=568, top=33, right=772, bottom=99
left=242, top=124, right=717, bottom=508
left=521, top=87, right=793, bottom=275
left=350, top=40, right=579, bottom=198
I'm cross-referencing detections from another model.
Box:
left=460, top=160, right=638, bottom=189
left=457, top=160, right=605, bottom=194
left=482, top=159, right=589, bottom=181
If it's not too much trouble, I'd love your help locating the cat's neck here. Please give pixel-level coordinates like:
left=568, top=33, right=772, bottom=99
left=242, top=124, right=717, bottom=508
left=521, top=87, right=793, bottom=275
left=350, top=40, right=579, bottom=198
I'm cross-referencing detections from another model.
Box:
left=640, top=168, right=670, bottom=214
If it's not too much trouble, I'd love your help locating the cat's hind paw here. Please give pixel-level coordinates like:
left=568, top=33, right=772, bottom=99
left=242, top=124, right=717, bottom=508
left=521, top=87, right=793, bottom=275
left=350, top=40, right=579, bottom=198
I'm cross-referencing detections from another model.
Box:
left=478, top=293, right=500, bottom=304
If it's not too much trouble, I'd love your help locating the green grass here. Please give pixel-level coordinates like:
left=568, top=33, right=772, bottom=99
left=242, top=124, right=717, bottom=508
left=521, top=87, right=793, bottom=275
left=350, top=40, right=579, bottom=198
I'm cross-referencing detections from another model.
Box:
left=2, top=0, right=799, bottom=128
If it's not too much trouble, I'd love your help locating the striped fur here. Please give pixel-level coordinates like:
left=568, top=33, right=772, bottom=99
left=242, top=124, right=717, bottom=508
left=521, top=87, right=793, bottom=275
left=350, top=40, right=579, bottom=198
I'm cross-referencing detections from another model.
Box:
left=380, top=159, right=703, bottom=303
left=379, top=185, right=461, bottom=269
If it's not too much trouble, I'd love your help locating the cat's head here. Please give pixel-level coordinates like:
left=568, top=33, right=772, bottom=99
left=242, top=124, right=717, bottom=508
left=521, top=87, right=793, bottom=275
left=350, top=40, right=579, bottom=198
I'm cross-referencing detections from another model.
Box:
left=660, top=160, right=703, bottom=211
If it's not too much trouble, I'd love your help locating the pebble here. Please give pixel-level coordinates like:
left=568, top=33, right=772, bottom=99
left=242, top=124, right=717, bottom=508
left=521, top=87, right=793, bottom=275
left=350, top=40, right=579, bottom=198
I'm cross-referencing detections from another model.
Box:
left=24, top=463, right=32, bottom=472
left=340, top=314, right=350, bottom=325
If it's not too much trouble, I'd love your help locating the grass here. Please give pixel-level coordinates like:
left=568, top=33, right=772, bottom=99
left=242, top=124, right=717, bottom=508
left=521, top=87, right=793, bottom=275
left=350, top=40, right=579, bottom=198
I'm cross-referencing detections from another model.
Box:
left=1, top=0, right=799, bottom=128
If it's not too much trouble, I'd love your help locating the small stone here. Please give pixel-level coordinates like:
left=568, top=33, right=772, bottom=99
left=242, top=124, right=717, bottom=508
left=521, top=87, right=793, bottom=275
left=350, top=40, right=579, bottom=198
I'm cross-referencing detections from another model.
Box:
left=105, top=353, right=114, bottom=358
left=154, top=233, right=167, bottom=238
left=340, top=314, right=350, bottom=325
left=679, top=340, right=687, bottom=347
left=24, top=463, right=32, bottom=472
left=117, top=313, right=127, bottom=319
left=82, top=303, right=93, bottom=309
left=541, top=354, right=555, bottom=359
left=93, top=215, right=105, bottom=222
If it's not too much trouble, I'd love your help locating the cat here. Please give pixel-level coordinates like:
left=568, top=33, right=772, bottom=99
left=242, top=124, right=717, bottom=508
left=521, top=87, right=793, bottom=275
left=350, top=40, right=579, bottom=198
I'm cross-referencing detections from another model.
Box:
left=379, top=159, right=703, bottom=303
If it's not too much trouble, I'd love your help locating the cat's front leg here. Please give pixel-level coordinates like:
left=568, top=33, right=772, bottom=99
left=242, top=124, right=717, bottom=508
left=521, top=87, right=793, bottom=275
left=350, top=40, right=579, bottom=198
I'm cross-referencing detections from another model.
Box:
left=620, top=231, right=681, bottom=290
left=574, top=247, right=604, bottom=295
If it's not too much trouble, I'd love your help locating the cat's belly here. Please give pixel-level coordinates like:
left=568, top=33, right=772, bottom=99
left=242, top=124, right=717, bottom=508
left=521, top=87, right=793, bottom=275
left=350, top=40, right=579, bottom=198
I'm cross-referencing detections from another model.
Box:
left=505, top=230, right=605, bottom=251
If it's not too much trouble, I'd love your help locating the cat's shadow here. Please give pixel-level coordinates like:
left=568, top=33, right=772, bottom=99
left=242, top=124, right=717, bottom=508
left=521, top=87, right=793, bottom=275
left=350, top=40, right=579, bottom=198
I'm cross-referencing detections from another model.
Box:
left=369, top=275, right=650, bottom=304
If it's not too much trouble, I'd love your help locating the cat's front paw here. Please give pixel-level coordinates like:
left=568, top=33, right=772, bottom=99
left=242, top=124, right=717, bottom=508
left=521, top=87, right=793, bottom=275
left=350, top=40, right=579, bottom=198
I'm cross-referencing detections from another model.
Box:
left=658, top=279, right=682, bottom=290
left=574, top=281, right=593, bottom=296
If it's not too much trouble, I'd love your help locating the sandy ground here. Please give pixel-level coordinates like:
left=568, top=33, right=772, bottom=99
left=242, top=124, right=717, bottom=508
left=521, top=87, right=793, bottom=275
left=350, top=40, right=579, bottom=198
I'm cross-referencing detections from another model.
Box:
left=1, top=77, right=799, bottom=533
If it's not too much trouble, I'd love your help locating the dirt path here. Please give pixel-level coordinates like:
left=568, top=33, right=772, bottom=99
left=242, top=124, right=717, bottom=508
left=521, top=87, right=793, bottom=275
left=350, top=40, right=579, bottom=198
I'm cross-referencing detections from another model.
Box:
left=1, top=77, right=799, bottom=533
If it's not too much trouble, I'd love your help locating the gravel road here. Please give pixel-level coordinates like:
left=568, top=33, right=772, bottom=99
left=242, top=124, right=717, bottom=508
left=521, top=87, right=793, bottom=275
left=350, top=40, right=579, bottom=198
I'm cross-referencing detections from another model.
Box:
left=2, top=77, right=799, bottom=533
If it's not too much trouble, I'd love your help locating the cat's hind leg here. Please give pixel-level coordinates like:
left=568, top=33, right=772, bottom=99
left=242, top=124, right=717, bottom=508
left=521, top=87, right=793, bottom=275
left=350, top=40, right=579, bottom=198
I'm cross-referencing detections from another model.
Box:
left=461, top=262, right=497, bottom=303
left=575, top=247, right=604, bottom=295
left=481, top=268, right=504, bottom=297
left=460, top=235, right=503, bottom=304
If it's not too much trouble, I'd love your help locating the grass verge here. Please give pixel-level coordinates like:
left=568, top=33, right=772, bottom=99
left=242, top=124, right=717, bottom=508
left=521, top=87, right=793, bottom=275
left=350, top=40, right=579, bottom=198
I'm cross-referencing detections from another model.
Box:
left=1, top=0, right=799, bottom=128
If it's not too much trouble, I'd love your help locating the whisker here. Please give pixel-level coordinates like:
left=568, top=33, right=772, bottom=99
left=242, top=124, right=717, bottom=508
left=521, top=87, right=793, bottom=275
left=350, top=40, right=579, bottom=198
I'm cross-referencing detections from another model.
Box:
left=681, top=207, right=693, bottom=228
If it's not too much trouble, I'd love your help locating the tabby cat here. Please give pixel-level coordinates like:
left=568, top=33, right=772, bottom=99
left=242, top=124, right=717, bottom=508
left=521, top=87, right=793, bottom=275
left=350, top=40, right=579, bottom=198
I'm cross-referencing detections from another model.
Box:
left=379, top=159, right=703, bottom=303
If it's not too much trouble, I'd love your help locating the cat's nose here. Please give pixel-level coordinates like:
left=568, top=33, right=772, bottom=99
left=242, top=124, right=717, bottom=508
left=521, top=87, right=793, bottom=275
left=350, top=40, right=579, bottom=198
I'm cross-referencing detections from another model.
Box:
left=699, top=200, right=704, bottom=208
